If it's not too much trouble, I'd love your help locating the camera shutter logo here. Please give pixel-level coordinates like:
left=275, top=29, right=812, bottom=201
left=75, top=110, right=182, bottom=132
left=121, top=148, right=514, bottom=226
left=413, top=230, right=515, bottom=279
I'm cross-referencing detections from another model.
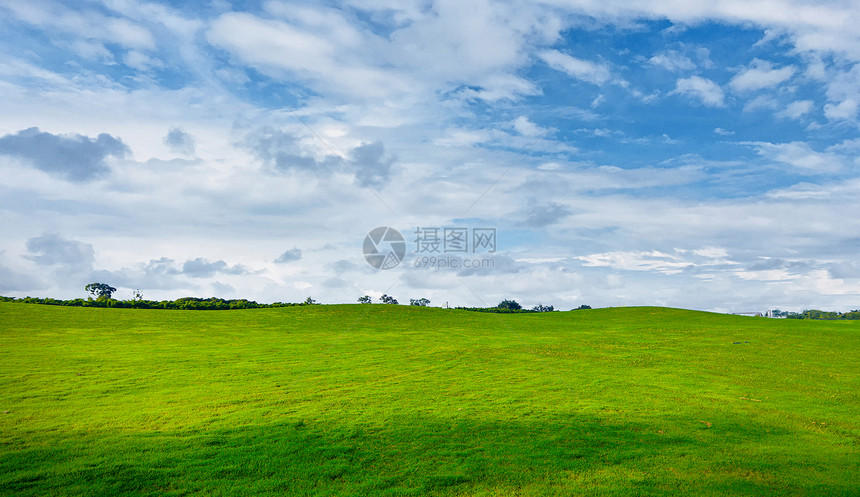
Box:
left=363, top=227, right=406, bottom=269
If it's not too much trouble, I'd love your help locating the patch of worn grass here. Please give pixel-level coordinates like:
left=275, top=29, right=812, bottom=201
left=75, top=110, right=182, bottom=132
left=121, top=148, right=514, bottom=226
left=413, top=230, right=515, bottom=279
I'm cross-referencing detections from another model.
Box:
left=1, top=303, right=857, bottom=495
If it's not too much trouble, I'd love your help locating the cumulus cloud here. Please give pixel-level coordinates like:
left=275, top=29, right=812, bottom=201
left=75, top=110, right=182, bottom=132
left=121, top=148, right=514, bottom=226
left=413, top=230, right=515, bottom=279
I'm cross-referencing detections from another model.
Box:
left=143, top=257, right=181, bottom=276
left=94, top=257, right=187, bottom=291
left=648, top=50, right=696, bottom=72
left=672, top=76, right=724, bottom=106
left=274, top=248, right=302, bottom=263
left=24, top=234, right=94, bottom=267
left=181, top=258, right=250, bottom=278
left=511, top=116, right=545, bottom=137
left=745, top=141, right=845, bottom=173
left=19, top=234, right=96, bottom=287
left=729, top=59, right=796, bottom=92
left=523, top=201, right=571, bottom=227
left=348, top=141, right=395, bottom=188
left=93, top=254, right=259, bottom=293
left=164, top=128, right=196, bottom=156
left=824, top=98, right=858, bottom=121
left=0, top=127, right=128, bottom=181
left=538, top=49, right=611, bottom=85
left=743, top=95, right=779, bottom=113
left=823, top=63, right=860, bottom=122
left=777, top=100, right=814, bottom=119
left=244, top=127, right=329, bottom=171
left=243, top=127, right=396, bottom=186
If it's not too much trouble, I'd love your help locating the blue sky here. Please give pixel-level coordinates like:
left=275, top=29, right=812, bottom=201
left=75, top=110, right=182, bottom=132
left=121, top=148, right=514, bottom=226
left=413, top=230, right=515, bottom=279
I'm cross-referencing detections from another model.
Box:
left=1, top=0, right=859, bottom=312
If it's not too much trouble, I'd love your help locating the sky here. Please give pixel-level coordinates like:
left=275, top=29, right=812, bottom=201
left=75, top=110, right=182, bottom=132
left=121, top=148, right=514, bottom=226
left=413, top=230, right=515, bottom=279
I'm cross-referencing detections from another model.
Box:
left=1, top=0, right=859, bottom=312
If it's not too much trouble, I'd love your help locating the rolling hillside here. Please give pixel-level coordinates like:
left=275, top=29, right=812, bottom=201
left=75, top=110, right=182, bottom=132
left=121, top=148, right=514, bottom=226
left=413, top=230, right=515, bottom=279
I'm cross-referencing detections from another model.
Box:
left=1, top=303, right=857, bottom=496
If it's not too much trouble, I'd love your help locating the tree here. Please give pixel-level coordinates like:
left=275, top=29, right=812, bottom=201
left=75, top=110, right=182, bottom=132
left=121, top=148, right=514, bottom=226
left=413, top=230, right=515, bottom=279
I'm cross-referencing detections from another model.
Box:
left=85, top=283, right=116, bottom=299
left=497, top=299, right=521, bottom=310
left=357, top=295, right=372, bottom=304
left=573, top=305, right=592, bottom=310
left=410, top=298, right=430, bottom=306
left=303, top=296, right=318, bottom=305
left=132, top=289, right=143, bottom=301
left=532, top=304, right=554, bottom=312
left=380, top=294, right=398, bottom=304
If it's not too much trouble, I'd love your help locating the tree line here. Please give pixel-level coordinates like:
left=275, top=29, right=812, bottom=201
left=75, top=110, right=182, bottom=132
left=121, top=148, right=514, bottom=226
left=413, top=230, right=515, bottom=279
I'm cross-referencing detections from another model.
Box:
left=0, top=295, right=312, bottom=310
left=773, top=309, right=860, bottom=320
left=0, top=287, right=575, bottom=312
left=3, top=282, right=856, bottom=318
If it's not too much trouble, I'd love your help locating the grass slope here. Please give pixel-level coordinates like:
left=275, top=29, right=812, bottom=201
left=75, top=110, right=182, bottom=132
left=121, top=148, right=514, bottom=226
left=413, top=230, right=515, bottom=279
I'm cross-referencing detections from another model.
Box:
left=0, top=303, right=857, bottom=496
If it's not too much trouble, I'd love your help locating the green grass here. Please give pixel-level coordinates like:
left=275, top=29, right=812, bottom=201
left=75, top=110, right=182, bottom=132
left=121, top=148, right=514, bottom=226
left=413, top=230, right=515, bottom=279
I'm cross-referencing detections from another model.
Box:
left=1, top=303, right=857, bottom=496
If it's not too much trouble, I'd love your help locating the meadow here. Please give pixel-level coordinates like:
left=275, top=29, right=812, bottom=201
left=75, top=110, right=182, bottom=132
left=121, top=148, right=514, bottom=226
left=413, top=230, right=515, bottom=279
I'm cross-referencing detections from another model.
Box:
left=0, top=302, right=857, bottom=496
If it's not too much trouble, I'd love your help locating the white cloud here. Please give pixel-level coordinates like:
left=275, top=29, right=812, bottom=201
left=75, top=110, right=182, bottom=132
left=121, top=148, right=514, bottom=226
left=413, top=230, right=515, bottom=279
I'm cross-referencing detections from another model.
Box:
left=578, top=250, right=692, bottom=275
left=693, top=247, right=730, bottom=258
left=734, top=268, right=795, bottom=282
left=822, top=63, right=860, bottom=122
left=433, top=128, right=494, bottom=147
left=123, top=50, right=161, bottom=71
left=205, top=2, right=559, bottom=107
left=824, top=98, right=858, bottom=121
left=743, top=94, right=779, bottom=113
left=729, top=59, right=796, bottom=92
left=648, top=50, right=696, bottom=71
left=777, top=100, right=814, bottom=119
left=104, top=17, right=155, bottom=50
left=556, top=0, right=860, bottom=61
left=745, top=141, right=845, bottom=173
left=538, top=49, right=611, bottom=85
left=3, top=0, right=155, bottom=50
left=673, top=76, right=725, bottom=106
left=456, top=73, right=541, bottom=102
left=164, top=128, right=196, bottom=156
left=0, top=127, right=129, bottom=182
left=512, top=116, right=546, bottom=137
left=208, top=13, right=339, bottom=77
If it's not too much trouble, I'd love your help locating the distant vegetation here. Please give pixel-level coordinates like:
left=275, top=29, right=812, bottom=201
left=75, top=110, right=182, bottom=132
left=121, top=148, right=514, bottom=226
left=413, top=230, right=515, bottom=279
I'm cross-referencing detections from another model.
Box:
left=84, top=282, right=116, bottom=299
left=777, top=309, right=860, bottom=320
left=0, top=284, right=857, bottom=318
left=497, top=299, right=522, bottom=310
left=0, top=295, right=309, bottom=310
left=379, top=294, right=399, bottom=305
left=456, top=300, right=558, bottom=313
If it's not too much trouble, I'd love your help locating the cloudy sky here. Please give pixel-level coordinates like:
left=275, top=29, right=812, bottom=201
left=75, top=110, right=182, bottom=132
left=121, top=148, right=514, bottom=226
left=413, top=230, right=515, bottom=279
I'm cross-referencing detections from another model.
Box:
left=1, top=0, right=859, bottom=312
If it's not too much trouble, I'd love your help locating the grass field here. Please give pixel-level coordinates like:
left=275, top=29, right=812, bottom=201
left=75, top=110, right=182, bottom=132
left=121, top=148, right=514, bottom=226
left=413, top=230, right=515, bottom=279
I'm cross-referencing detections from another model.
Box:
left=0, top=302, right=857, bottom=496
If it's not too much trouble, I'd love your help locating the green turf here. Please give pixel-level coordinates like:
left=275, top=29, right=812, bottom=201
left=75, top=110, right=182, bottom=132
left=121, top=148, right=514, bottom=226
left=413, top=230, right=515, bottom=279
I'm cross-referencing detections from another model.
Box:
left=1, top=303, right=857, bottom=496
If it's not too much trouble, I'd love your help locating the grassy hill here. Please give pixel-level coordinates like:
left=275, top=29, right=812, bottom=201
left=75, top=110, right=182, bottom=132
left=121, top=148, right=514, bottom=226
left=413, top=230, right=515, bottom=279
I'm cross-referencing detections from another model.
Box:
left=0, top=303, right=857, bottom=496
